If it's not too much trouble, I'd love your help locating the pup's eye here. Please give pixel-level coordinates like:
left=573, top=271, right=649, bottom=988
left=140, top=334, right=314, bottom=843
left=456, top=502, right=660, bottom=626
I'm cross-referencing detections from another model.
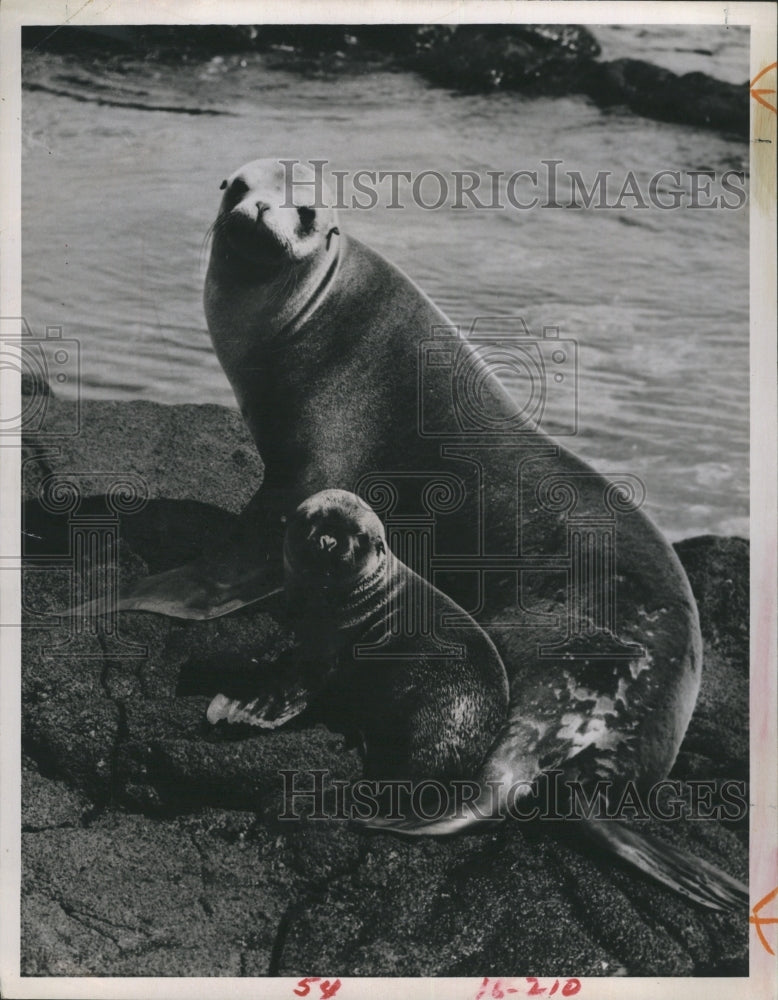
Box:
left=219, top=179, right=228, bottom=190
left=297, top=206, right=316, bottom=232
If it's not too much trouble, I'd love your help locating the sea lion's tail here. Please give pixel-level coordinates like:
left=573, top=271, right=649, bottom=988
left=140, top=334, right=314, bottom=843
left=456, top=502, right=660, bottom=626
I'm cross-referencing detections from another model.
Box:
left=357, top=805, right=748, bottom=912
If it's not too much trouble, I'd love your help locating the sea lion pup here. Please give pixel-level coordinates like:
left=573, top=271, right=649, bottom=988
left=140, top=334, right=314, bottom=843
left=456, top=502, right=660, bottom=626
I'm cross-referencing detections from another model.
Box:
left=209, top=490, right=747, bottom=913
left=208, top=489, right=510, bottom=782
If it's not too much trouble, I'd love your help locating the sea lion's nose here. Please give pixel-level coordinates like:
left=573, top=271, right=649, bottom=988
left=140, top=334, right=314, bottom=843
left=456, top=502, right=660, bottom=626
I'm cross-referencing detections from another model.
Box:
left=255, top=200, right=270, bottom=216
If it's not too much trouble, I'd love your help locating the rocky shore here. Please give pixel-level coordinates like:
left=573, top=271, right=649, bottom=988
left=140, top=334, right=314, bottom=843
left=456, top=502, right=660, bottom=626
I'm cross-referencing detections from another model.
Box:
left=19, top=392, right=749, bottom=977
left=22, top=24, right=747, bottom=138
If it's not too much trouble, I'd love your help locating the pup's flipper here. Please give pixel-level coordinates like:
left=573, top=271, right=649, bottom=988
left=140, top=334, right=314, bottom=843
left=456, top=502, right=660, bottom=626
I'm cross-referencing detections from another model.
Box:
left=205, top=647, right=335, bottom=731
left=581, top=819, right=748, bottom=912
left=206, top=687, right=308, bottom=730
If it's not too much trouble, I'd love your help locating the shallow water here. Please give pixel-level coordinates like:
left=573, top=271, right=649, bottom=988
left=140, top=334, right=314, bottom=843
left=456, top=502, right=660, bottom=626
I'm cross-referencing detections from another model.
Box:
left=20, top=26, right=749, bottom=540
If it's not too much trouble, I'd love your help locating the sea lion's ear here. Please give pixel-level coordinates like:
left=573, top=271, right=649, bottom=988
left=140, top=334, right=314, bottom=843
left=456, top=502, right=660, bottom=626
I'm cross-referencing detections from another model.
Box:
left=219, top=179, right=228, bottom=190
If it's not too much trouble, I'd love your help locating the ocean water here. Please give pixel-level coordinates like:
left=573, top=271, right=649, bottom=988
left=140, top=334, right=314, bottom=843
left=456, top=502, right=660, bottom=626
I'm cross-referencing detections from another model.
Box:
left=20, top=25, right=749, bottom=541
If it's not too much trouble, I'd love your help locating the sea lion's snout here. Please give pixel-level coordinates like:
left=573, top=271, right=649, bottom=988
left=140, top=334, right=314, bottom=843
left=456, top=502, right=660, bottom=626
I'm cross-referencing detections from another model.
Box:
left=306, top=519, right=362, bottom=569
left=217, top=185, right=289, bottom=264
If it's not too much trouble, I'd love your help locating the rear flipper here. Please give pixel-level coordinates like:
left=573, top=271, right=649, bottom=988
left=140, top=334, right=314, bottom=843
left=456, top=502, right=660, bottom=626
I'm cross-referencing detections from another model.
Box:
left=581, top=818, right=748, bottom=912
left=356, top=806, right=747, bottom=912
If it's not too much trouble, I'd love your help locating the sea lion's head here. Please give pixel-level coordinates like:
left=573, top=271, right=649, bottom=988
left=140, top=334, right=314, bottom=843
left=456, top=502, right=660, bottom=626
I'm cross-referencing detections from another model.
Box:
left=209, top=159, right=339, bottom=281
left=284, top=490, right=386, bottom=601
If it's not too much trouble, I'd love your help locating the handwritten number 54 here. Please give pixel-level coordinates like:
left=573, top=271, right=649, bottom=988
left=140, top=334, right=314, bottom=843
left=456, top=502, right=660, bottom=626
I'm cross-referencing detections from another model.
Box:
left=294, top=978, right=342, bottom=998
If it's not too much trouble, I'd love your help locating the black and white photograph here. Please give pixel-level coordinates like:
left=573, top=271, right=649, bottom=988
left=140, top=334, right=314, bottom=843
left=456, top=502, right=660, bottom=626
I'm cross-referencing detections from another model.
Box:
left=1, top=1, right=776, bottom=997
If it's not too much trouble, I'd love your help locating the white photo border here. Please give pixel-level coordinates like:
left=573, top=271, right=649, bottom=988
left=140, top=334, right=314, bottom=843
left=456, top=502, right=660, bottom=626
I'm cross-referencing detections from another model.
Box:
left=1, top=2, right=775, bottom=998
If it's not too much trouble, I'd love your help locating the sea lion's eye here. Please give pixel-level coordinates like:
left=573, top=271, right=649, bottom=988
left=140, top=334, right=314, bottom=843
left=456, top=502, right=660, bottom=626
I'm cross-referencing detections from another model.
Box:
left=297, top=206, right=316, bottom=233
left=221, top=178, right=249, bottom=204
left=219, top=179, right=228, bottom=190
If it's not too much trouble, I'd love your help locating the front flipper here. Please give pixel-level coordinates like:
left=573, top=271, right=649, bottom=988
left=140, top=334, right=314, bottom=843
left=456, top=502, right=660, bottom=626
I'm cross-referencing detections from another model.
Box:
left=207, top=687, right=308, bottom=730
left=117, top=561, right=284, bottom=619
left=581, top=819, right=748, bottom=912
left=65, top=488, right=291, bottom=620
left=64, top=563, right=283, bottom=621
left=204, top=647, right=335, bottom=731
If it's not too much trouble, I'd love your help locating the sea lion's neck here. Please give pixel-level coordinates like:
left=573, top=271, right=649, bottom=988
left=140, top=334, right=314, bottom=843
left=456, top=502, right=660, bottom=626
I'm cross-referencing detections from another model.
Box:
left=208, top=229, right=341, bottom=345
left=287, top=551, right=399, bottom=635
left=268, top=231, right=342, bottom=345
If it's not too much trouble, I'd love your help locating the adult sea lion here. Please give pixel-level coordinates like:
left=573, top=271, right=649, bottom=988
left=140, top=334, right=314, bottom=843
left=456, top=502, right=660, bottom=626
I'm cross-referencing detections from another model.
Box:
left=209, top=489, right=747, bottom=911
left=108, top=158, right=739, bottom=905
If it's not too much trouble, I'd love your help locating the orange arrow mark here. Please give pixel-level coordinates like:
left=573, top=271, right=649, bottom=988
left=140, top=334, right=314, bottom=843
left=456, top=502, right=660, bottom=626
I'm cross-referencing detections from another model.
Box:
left=750, top=62, right=778, bottom=114
left=750, top=886, right=778, bottom=956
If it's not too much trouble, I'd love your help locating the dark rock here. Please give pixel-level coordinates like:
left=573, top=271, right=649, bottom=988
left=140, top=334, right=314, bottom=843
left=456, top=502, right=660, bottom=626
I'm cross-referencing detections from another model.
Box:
left=675, top=535, right=748, bottom=664
left=22, top=810, right=299, bottom=976
left=21, top=399, right=749, bottom=976
left=22, top=397, right=262, bottom=513
left=21, top=23, right=745, bottom=137
left=581, top=59, right=747, bottom=138
left=21, top=24, right=264, bottom=59
left=411, top=24, right=600, bottom=94
left=22, top=757, right=93, bottom=831
left=21, top=565, right=119, bottom=802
